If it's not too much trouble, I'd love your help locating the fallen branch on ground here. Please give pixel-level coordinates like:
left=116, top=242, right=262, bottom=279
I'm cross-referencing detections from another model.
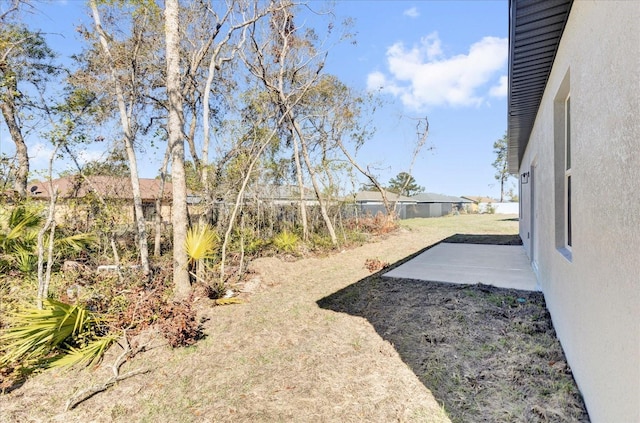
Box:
left=65, top=331, right=149, bottom=411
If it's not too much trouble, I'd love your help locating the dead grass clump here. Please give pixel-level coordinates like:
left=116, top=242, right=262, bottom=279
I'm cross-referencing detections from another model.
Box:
left=364, top=257, right=389, bottom=272
left=159, top=300, right=202, bottom=348
left=345, top=211, right=398, bottom=235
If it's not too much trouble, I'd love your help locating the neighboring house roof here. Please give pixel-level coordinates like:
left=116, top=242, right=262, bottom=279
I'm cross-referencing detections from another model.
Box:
left=412, top=193, right=471, bottom=203
left=354, top=190, right=415, bottom=203
left=507, top=0, right=573, bottom=173
left=461, top=196, right=497, bottom=204
left=29, top=176, right=173, bottom=202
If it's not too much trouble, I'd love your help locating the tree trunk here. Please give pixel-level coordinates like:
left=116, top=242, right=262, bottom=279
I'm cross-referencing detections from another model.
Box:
left=335, top=140, right=394, bottom=218
left=291, top=133, right=309, bottom=240
left=36, top=187, right=57, bottom=309
left=90, top=0, right=150, bottom=275
left=219, top=133, right=274, bottom=283
left=154, top=145, right=171, bottom=257
left=36, top=138, right=62, bottom=308
left=165, top=0, right=191, bottom=300
left=291, top=118, right=337, bottom=246
left=124, top=142, right=150, bottom=275
left=185, top=110, right=201, bottom=172
left=0, top=100, right=28, bottom=197
left=200, top=45, right=217, bottom=226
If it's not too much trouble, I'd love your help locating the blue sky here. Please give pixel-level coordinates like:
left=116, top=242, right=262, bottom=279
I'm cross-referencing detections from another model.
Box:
left=2, top=0, right=513, bottom=199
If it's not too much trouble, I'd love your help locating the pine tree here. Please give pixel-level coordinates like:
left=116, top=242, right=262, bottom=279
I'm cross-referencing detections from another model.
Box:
left=387, top=172, right=424, bottom=196
left=492, top=132, right=513, bottom=203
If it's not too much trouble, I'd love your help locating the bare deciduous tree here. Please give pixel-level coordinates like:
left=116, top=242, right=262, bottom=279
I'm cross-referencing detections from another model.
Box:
left=88, top=0, right=152, bottom=275
left=245, top=2, right=340, bottom=245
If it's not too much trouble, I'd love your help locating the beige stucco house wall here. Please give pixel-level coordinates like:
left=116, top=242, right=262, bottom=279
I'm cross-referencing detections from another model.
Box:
left=513, top=2, right=640, bottom=422
left=28, top=176, right=176, bottom=228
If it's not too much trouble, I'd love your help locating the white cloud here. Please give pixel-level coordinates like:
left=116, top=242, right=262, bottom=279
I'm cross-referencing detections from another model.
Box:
left=403, top=7, right=419, bottom=18
left=422, top=33, right=442, bottom=60
left=76, top=149, right=105, bottom=165
left=489, top=75, right=508, bottom=97
left=367, top=71, right=404, bottom=97
left=30, top=142, right=56, bottom=167
left=27, top=143, right=59, bottom=179
left=367, top=33, right=508, bottom=109
left=27, top=143, right=107, bottom=179
left=366, top=71, right=387, bottom=91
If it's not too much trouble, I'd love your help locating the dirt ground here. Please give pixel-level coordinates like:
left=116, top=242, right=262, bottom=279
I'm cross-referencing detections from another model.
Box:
left=0, top=215, right=588, bottom=422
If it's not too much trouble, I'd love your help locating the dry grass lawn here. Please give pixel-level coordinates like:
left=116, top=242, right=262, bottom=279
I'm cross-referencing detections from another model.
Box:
left=0, top=214, right=587, bottom=422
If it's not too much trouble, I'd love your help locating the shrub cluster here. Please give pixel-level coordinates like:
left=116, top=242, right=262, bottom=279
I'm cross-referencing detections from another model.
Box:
left=0, top=262, right=202, bottom=391
left=344, top=212, right=398, bottom=236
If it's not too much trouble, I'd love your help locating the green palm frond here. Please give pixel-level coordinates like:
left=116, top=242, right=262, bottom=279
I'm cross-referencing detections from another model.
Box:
left=0, top=206, right=41, bottom=253
left=14, top=247, right=37, bottom=273
left=273, top=230, right=299, bottom=253
left=0, top=299, right=104, bottom=368
left=6, top=206, right=42, bottom=231
left=51, top=232, right=97, bottom=254
left=185, top=224, right=219, bottom=263
left=0, top=206, right=96, bottom=273
left=48, top=335, right=117, bottom=369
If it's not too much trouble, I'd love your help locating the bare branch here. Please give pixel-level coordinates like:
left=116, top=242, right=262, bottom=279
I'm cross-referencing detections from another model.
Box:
left=64, top=332, right=150, bottom=411
left=399, top=116, right=430, bottom=196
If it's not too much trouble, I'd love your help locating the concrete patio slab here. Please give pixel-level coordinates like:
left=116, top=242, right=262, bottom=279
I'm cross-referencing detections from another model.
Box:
left=383, top=243, right=540, bottom=291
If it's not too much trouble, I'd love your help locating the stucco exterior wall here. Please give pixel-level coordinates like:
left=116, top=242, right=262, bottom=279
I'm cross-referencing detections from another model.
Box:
left=518, top=2, right=640, bottom=421
left=40, top=201, right=174, bottom=227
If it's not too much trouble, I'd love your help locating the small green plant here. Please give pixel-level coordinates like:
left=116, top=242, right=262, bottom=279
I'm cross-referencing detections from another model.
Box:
left=231, top=227, right=265, bottom=256
left=344, top=229, right=368, bottom=245
left=310, top=233, right=334, bottom=251
left=0, top=299, right=115, bottom=369
left=273, top=230, right=299, bottom=254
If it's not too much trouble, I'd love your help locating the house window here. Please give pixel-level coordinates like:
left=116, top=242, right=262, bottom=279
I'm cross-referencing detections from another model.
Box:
left=554, top=70, right=572, bottom=260
left=142, top=203, right=156, bottom=222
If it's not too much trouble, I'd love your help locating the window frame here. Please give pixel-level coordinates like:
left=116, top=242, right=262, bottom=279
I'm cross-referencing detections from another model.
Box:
left=564, top=95, right=572, bottom=250
left=553, top=70, right=572, bottom=261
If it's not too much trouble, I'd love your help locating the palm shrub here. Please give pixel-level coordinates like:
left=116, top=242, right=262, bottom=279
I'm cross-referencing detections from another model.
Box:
left=0, top=205, right=97, bottom=273
left=185, top=224, right=219, bottom=265
left=0, top=205, right=41, bottom=272
left=52, top=230, right=98, bottom=259
left=231, top=227, right=266, bottom=256
left=0, top=299, right=116, bottom=369
left=273, top=230, right=299, bottom=254
left=185, top=224, right=219, bottom=287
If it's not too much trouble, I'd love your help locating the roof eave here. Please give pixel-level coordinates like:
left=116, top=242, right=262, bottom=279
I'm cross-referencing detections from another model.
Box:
left=507, top=0, right=573, bottom=174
